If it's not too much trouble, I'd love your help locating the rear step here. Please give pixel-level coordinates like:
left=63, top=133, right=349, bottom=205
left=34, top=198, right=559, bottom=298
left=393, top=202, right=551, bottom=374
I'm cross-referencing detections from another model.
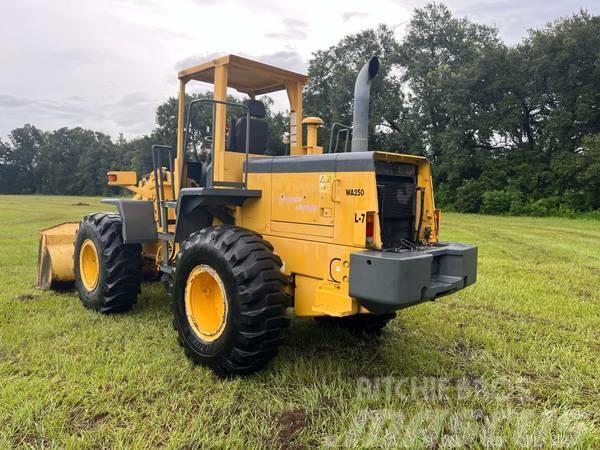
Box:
left=427, top=275, right=463, bottom=298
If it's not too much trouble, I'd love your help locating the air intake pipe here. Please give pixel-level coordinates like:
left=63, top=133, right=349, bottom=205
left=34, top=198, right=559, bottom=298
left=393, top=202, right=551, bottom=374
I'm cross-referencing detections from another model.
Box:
left=351, top=56, right=379, bottom=152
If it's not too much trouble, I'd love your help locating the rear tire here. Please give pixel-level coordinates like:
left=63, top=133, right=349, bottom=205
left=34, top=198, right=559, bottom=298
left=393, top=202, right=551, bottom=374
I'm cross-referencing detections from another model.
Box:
left=173, top=225, right=290, bottom=376
left=74, top=213, right=143, bottom=313
left=316, top=313, right=396, bottom=336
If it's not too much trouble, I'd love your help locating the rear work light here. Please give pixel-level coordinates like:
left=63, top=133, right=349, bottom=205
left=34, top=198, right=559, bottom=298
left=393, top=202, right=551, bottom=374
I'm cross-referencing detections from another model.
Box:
left=366, top=212, right=375, bottom=246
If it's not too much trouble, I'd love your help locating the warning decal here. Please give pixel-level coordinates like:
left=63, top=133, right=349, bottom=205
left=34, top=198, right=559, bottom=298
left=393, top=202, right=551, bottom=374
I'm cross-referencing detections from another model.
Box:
left=319, top=174, right=333, bottom=193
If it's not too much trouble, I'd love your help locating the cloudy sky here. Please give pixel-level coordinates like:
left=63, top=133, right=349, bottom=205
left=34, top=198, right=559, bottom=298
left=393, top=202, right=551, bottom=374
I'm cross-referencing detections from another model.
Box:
left=1, top=0, right=598, bottom=140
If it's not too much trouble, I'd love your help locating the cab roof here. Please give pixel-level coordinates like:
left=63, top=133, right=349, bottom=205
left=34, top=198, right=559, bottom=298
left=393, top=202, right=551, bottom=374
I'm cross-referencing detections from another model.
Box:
left=177, top=54, right=308, bottom=96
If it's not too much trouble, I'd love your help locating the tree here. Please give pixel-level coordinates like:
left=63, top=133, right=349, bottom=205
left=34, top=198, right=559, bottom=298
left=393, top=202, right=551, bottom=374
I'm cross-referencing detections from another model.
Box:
left=0, top=4, right=598, bottom=215
left=578, top=134, right=600, bottom=210
left=304, top=25, right=416, bottom=153
left=0, top=125, right=45, bottom=193
left=34, top=128, right=117, bottom=195
left=398, top=3, right=504, bottom=206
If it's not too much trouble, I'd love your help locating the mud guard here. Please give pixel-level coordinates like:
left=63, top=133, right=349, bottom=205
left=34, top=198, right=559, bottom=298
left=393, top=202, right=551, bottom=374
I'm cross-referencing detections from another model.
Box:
left=101, top=199, right=158, bottom=244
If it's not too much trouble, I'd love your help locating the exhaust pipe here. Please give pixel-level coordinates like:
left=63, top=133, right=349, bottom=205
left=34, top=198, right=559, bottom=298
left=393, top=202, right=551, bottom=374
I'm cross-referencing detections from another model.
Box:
left=351, top=56, right=379, bottom=152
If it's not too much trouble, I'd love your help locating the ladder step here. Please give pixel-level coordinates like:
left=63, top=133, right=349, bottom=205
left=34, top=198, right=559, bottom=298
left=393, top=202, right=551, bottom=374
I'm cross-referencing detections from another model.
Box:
left=159, top=264, right=174, bottom=274
left=158, top=232, right=174, bottom=241
left=165, top=201, right=177, bottom=208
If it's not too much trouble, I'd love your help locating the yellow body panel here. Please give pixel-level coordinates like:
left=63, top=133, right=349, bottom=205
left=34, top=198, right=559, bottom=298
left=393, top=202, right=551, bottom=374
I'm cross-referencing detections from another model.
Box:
left=271, top=172, right=335, bottom=227
left=222, top=151, right=270, bottom=183
left=237, top=151, right=438, bottom=317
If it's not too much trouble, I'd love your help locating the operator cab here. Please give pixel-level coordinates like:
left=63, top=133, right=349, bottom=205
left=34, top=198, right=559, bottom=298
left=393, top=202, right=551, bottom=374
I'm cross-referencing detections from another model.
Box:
left=185, top=98, right=270, bottom=187
left=174, top=54, right=308, bottom=191
left=227, top=99, right=268, bottom=154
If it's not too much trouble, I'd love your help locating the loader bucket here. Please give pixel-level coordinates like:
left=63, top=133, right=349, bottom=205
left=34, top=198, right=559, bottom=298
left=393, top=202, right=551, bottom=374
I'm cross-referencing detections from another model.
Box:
left=37, top=222, right=79, bottom=289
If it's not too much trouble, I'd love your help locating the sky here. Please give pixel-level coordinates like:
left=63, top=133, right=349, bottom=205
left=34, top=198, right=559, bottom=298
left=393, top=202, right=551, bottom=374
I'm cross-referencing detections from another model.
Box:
left=0, top=0, right=598, bottom=140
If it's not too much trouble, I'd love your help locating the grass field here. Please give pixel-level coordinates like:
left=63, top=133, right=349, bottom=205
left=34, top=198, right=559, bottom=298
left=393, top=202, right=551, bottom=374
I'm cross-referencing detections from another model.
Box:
left=0, top=195, right=599, bottom=448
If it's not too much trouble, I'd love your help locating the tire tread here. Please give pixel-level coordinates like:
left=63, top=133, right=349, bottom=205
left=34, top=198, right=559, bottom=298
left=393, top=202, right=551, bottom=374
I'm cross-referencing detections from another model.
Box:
left=175, top=225, right=290, bottom=376
left=75, top=213, right=142, bottom=313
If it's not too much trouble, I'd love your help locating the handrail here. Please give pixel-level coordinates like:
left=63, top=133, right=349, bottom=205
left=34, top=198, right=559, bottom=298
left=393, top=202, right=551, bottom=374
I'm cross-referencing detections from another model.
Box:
left=151, top=144, right=175, bottom=268
left=328, top=122, right=352, bottom=153
left=335, top=128, right=351, bottom=153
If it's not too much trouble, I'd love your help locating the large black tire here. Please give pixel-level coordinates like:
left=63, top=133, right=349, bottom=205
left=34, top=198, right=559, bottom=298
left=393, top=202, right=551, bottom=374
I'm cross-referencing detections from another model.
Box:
left=316, top=312, right=396, bottom=336
left=173, top=225, right=290, bottom=376
left=74, top=213, right=143, bottom=313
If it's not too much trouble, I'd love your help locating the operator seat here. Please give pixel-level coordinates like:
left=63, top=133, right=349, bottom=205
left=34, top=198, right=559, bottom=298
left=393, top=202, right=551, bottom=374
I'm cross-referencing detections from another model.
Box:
left=230, top=99, right=268, bottom=154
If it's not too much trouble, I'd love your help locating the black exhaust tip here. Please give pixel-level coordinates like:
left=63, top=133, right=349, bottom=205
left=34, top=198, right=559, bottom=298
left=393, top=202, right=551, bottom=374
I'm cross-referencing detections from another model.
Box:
left=368, top=56, right=379, bottom=79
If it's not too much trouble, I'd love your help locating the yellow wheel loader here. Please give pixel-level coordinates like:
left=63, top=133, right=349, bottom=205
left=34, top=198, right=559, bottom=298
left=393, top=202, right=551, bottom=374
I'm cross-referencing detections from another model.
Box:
left=38, top=54, right=477, bottom=375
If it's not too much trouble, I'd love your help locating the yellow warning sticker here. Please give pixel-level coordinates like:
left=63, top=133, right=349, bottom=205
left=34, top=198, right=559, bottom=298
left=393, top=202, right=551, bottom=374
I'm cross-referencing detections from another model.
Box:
left=319, top=174, right=333, bottom=193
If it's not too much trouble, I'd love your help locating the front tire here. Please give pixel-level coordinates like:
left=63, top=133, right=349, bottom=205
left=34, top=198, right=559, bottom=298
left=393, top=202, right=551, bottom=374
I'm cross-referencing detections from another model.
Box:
left=74, top=213, right=143, bottom=313
left=173, top=225, right=290, bottom=376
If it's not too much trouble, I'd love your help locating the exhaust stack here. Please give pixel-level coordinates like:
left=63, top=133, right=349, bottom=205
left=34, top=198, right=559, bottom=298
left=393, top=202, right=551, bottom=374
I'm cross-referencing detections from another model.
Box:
left=351, top=56, right=379, bottom=152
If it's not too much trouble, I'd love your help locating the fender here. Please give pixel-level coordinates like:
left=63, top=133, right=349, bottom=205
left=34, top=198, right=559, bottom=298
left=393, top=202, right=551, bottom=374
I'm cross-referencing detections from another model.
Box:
left=101, top=199, right=158, bottom=244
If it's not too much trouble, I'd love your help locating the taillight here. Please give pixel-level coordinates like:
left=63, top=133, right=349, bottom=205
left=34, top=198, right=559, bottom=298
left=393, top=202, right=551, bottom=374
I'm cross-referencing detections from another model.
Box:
left=366, top=212, right=375, bottom=246
left=108, top=174, right=117, bottom=183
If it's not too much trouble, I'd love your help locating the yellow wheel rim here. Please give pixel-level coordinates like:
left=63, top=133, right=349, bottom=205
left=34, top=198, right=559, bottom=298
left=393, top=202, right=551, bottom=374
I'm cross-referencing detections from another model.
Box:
left=185, top=265, right=228, bottom=342
left=80, top=239, right=100, bottom=291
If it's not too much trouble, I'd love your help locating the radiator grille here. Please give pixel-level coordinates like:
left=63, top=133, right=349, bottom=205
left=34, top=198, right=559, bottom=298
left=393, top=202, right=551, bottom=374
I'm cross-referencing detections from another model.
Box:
left=375, top=161, right=417, bottom=248
left=378, top=181, right=414, bottom=218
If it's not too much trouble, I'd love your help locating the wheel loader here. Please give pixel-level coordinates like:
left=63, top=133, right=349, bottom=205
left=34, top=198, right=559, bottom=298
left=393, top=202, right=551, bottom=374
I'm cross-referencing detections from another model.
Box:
left=38, top=54, right=477, bottom=376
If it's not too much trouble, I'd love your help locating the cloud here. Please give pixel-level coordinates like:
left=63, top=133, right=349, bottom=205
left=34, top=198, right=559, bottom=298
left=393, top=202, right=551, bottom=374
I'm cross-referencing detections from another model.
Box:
left=0, top=92, right=160, bottom=137
left=256, top=50, right=307, bottom=73
left=173, top=52, right=226, bottom=72
left=265, top=17, right=309, bottom=40
left=341, top=11, right=366, bottom=22
left=2, top=0, right=599, bottom=140
left=394, top=0, right=600, bottom=43
left=0, top=94, right=30, bottom=108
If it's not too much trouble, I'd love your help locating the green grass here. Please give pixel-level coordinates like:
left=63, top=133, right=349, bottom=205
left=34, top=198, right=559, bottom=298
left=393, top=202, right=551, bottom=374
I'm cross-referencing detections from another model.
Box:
left=1, top=195, right=599, bottom=448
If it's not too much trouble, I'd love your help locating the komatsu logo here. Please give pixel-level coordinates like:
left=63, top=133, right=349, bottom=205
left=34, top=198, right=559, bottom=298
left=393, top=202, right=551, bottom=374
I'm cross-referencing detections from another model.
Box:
left=345, top=188, right=365, bottom=196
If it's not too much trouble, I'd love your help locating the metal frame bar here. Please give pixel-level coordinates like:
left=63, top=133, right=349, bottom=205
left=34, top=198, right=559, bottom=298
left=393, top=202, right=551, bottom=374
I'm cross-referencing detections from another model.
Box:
left=152, top=144, right=175, bottom=269
left=334, top=128, right=351, bottom=153
left=328, top=122, right=352, bottom=153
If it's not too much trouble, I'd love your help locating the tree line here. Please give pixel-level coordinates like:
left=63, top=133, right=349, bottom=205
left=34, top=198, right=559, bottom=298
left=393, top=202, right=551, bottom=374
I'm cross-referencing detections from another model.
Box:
left=0, top=93, right=289, bottom=197
left=1, top=3, right=599, bottom=216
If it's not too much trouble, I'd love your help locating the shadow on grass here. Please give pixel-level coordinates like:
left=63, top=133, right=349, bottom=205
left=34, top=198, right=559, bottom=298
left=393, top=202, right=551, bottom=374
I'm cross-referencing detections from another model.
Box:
left=51, top=281, right=459, bottom=381
left=275, top=316, right=454, bottom=380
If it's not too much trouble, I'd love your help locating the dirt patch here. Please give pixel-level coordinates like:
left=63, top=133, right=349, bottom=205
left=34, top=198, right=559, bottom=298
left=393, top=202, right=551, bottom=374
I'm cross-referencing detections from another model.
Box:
left=72, top=202, right=91, bottom=206
left=277, top=408, right=307, bottom=449
left=14, top=293, right=37, bottom=301
left=90, top=412, right=109, bottom=427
